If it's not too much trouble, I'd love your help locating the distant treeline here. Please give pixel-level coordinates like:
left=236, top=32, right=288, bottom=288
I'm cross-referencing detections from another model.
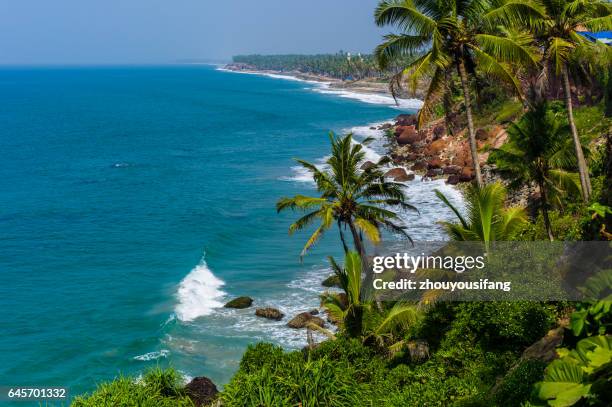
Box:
left=232, top=53, right=411, bottom=80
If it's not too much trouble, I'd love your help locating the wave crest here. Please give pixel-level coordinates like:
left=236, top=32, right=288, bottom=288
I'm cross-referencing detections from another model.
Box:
left=175, top=256, right=226, bottom=322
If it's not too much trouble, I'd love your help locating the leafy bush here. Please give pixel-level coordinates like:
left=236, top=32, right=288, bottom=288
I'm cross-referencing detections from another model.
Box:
left=534, top=336, right=612, bottom=406
left=221, top=342, right=375, bottom=406
left=444, top=302, right=556, bottom=351
left=490, top=359, right=547, bottom=407
left=71, top=368, right=193, bottom=407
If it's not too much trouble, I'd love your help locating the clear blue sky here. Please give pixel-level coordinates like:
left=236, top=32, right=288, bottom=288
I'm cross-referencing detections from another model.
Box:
left=0, top=0, right=386, bottom=65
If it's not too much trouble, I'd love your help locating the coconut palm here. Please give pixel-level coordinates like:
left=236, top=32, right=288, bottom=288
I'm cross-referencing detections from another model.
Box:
left=276, top=132, right=417, bottom=267
left=322, top=251, right=419, bottom=341
left=505, top=0, right=612, bottom=201
left=490, top=103, right=582, bottom=240
left=374, top=0, right=540, bottom=187
left=435, top=182, right=527, bottom=247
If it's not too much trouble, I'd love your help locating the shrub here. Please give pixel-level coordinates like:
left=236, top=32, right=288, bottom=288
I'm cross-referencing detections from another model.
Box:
left=221, top=342, right=374, bottom=406
left=71, top=368, right=193, bottom=407
left=444, top=302, right=557, bottom=351
left=490, top=359, right=547, bottom=406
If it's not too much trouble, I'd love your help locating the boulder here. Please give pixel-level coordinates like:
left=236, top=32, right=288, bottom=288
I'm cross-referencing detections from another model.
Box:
left=404, top=153, right=419, bottom=162
left=452, top=143, right=473, bottom=167
left=379, top=123, right=393, bottom=130
left=461, top=167, right=475, bottom=178
left=255, top=307, right=284, bottom=321
left=396, top=126, right=421, bottom=145
left=322, top=275, right=341, bottom=288
left=394, top=125, right=410, bottom=137
left=427, top=138, right=449, bottom=155
left=427, top=158, right=443, bottom=169
left=385, top=167, right=415, bottom=182
left=476, top=128, right=489, bottom=141
left=360, top=161, right=375, bottom=171
left=433, top=125, right=446, bottom=139
left=411, top=161, right=428, bottom=171
left=425, top=168, right=444, bottom=178
left=287, top=312, right=326, bottom=329
left=185, top=377, right=218, bottom=407
left=395, top=114, right=417, bottom=126
left=309, top=309, right=320, bottom=315
left=447, top=175, right=461, bottom=185
left=443, top=165, right=462, bottom=175
left=224, top=296, right=253, bottom=309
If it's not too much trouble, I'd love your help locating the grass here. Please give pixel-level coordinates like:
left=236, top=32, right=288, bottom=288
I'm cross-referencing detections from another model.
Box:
left=71, top=368, right=194, bottom=407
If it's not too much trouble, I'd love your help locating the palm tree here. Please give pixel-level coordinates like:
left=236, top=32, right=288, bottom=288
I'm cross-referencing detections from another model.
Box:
left=507, top=0, right=612, bottom=201
left=322, top=252, right=365, bottom=337
left=276, top=132, right=416, bottom=270
left=374, top=0, right=539, bottom=187
left=435, top=182, right=527, bottom=247
left=490, top=103, right=582, bottom=240
left=322, top=251, right=419, bottom=341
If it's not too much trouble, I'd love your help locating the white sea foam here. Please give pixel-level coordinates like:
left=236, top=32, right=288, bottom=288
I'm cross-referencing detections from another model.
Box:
left=313, top=83, right=423, bottom=110
left=133, top=349, right=170, bottom=361
left=175, top=257, right=226, bottom=322
left=216, top=67, right=421, bottom=110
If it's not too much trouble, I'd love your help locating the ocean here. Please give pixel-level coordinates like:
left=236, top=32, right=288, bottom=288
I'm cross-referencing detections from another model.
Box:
left=0, top=65, right=463, bottom=397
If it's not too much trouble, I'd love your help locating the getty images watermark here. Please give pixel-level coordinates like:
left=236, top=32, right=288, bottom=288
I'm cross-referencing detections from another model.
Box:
left=366, top=241, right=611, bottom=302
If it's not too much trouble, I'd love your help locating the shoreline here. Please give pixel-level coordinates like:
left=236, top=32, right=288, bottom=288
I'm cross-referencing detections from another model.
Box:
left=219, top=64, right=424, bottom=111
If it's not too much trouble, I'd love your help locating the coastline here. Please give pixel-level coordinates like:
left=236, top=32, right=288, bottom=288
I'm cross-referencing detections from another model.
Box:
left=219, top=64, right=424, bottom=111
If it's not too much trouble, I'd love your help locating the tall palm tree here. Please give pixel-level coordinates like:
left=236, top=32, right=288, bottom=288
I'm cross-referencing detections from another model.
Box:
left=435, top=182, right=527, bottom=248
left=506, top=0, right=612, bottom=201
left=374, top=0, right=539, bottom=187
left=490, top=104, right=582, bottom=240
left=276, top=133, right=416, bottom=270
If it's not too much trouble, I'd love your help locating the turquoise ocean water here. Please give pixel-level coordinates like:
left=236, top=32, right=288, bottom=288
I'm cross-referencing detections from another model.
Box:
left=0, top=65, right=463, bottom=398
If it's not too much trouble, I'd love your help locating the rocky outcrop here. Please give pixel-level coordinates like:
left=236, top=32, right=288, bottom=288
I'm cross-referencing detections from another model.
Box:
left=224, top=296, right=253, bottom=309
left=384, top=167, right=415, bottom=182
left=287, top=312, right=326, bottom=329
left=185, top=377, right=218, bottom=407
left=396, top=114, right=418, bottom=126
left=396, top=126, right=425, bottom=145
left=387, top=113, right=510, bottom=186
left=322, top=275, right=341, bottom=288
left=255, top=307, right=284, bottom=321
left=360, top=161, right=375, bottom=170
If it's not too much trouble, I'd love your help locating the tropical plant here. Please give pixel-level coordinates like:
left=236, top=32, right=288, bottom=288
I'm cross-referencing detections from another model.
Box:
left=435, top=182, right=527, bottom=247
left=321, top=251, right=419, bottom=343
left=71, top=368, right=194, bottom=407
left=276, top=132, right=416, bottom=272
left=374, top=0, right=540, bottom=186
left=506, top=0, right=612, bottom=201
left=490, top=103, right=582, bottom=240
left=534, top=335, right=612, bottom=406
left=571, top=269, right=612, bottom=337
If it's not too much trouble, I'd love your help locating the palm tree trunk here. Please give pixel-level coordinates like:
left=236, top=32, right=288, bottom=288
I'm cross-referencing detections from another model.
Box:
left=348, top=220, right=366, bottom=264
left=337, top=220, right=349, bottom=254
left=561, top=65, right=591, bottom=202
left=457, top=59, right=484, bottom=187
left=443, top=70, right=454, bottom=136
left=538, top=178, right=554, bottom=241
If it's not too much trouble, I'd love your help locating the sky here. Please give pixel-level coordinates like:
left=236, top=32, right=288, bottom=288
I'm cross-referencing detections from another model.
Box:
left=0, top=0, right=387, bottom=65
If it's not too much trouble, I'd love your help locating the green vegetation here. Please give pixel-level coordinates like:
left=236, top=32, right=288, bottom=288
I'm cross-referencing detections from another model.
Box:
left=435, top=182, right=526, bottom=245
left=489, top=103, right=581, bottom=240
left=276, top=133, right=416, bottom=265
left=72, top=368, right=193, bottom=407
left=232, top=53, right=410, bottom=80
left=374, top=0, right=539, bottom=186
left=73, top=1, right=612, bottom=406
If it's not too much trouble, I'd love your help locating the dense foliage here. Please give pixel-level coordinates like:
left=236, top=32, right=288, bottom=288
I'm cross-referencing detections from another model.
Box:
left=232, top=53, right=411, bottom=80
left=71, top=368, right=193, bottom=407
